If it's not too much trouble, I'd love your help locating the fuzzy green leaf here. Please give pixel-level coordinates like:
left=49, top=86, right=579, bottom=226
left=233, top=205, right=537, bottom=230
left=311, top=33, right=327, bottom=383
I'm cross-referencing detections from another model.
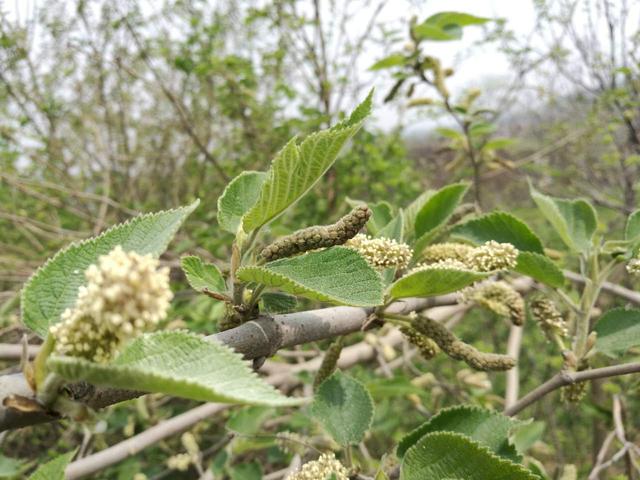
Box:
left=415, top=183, right=469, bottom=239
left=451, top=212, right=544, bottom=253
left=514, top=252, right=564, bottom=288
left=626, top=210, right=640, bottom=241
left=21, top=201, right=199, bottom=337
left=0, top=455, right=26, bottom=478
left=401, top=432, right=540, bottom=480
left=530, top=184, right=597, bottom=252
left=370, top=53, right=407, bottom=70
left=237, top=247, right=383, bottom=307
left=390, top=267, right=487, bottom=299
left=260, top=292, right=297, bottom=313
left=48, top=331, right=303, bottom=406
left=28, top=450, right=76, bottom=480
left=181, top=255, right=226, bottom=294
left=594, top=307, right=640, bottom=358
left=397, top=405, right=520, bottom=461
left=217, top=171, right=266, bottom=234
left=311, top=371, right=374, bottom=446
left=242, top=93, right=372, bottom=232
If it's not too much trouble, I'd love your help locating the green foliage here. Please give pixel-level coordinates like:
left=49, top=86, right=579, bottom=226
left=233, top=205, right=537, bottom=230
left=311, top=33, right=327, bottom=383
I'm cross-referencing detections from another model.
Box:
left=242, top=92, right=372, bottom=232
left=413, top=12, right=491, bottom=41
left=390, top=266, right=488, bottom=299
left=530, top=185, right=597, bottom=253
left=594, top=308, right=640, bottom=357
left=513, top=252, right=565, bottom=288
left=310, top=371, right=374, bottom=446
left=237, top=247, right=383, bottom=307
left=401, top=432, right=539, bottom=480
left=217, top=171, right=266, bottom=234
left=260, top=292, right=297, bottom=313
left=21, top=201, right=199, bottom=337
left=181, top=255, right=226, bottom=294
left=626, top=210, right=640, bottom=240
left=415, top=183, right=469, bottom=239
left=451, top=212, right=544, bottom=253
left=48, top=331, right=303, bottom=406
left=0, top=455, right=26, bottom=479
left=28, top=450, right=76, bottom=480
left=397, top=405, right=521, bottom=461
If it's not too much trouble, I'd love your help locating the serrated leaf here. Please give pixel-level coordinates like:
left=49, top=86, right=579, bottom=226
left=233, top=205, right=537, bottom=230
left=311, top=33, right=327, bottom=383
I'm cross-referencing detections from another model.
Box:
left=260, top=292, right=297, bottom=313
left=237, top=247, right=383, bottom=307
left=310, top=371, right=374, bottom=446
left=451, top=212, right=544, bottom=253
left=390, top=267, right=488, bottom=299
left=403, top=190, right=434, bottom=239
left=415, top=183, right=469, bottom=239
left=378, top=213, right=404, bottom=241
left=181, top=255, right=226, bottom=294
left=514, top=252, right=564, bottom=288
left=530, top=184, right=597, bottom=252
left=397, top=405, right=521, bottom=461
left=28, top=450, right=76, bottom=480
left=594, top=307, right=640, bottom=357
left=22, top=201, right=199, bottom=337
left=217, top=171, right=266, bottom=234
left=511, top=421, right=545, bottom=455
left=626, top=210, right=640, bottom=240
left=370, top=53, right=407, bottom=70
left=401, top=432, right=539, bottom=480
left=242, top=93, right=372, bottom=232
left=48, top=331, right=303, bottom=406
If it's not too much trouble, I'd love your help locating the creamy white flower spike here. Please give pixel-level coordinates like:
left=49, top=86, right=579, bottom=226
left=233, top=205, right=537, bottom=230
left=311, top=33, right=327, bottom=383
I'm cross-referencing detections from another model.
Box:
left=345, top=234, right=412, bottom=269
left=409, top=258, right=473, bottom=274
left=627, top=258, right=640, bottom=276
left=468, top=240, right=519, bottom=272
left=285, top=453, right=349, bottom=480
left=421, top=242, right=474, bottom=264
left=50, top=245, right=173, bottom=363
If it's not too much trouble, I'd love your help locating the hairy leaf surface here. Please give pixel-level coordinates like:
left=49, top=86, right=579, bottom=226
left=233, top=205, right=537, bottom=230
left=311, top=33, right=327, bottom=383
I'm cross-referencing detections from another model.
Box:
left=514, top=252, right=564, bottom=288
left=390, top=267, right=487, bottom=299
left=28, top=450, right=76, bottom=480
left=594, top=307, right=640, bottom=357
left=217, top=171, right=266, bottom=234
left=181, top=255, right=226, bottom=294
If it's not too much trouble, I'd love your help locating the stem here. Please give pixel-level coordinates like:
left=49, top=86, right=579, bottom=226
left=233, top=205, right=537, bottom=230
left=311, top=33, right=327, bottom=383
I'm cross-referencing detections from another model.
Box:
left=36, top=372, right=65, bottom=408
left=574, top=251, right=601, bottom=360
left=246, top=285, right=265, bottom=313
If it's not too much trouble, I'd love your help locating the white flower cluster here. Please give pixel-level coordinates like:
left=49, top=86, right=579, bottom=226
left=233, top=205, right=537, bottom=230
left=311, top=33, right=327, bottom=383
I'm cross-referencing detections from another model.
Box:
left=460, top=280, right=525, bottom=325
left=286, top=453, right=349, bottom=480
left=411, top=241, right=519, bottom=275
left=627, top=258, right=640, bottom=276
left=409, top=258, right=472, bottom=275
left=345, top=234, right=413, bottom=269
left=166, top=453, right=191, bottom=471
left=50, top=245, right=173, bottom=363
left=421, top=242, right=474, bottom=264
left=468, top=240, right=519, bottom=272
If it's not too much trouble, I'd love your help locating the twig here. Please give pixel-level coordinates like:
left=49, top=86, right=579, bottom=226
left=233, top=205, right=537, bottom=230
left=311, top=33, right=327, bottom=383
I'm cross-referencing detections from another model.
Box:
left=504, top=325, right=523, bottom=409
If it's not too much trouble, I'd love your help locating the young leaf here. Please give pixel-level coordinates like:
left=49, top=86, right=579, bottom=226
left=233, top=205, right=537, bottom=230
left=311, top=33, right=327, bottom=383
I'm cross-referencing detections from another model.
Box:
left=414, top=12, right=490, bottom=42
left=397, top=405, right=521, bottom=461
left=237, top=247, right=383, bottom=307
left=626, top=210, right=640, bottom=241
left=511, top=421, right=545, bottom=455
left=530, top=184, right=597, bottom=252
left=402, top=190, right=434, bottom=239
left=401, top=432, right=539, bottom=480
left=181, top=255, right=226, bottom=294
left=48, top=331, right=303, bottom=406
left=22, top=201, right=199, bottom=337
left=415, top=183, right=469, bottom=239
left=594, top=307, right=640, bottom=358
left=242, top=92, right=372, bottom=232
left=0, top=455, right=26, bottom=478
left=310, top=371, right=374, bottom=446
left=390, top=266, right=487, bottom=299
left=378, top=213, right=404, bottom=241
left=217, top=171, right=266, bottom=234
left=260, top=292, right=297, bottom=313
left=513, top=252, right=564, bottom=288
left=451, top=212, right=544, bottom=253
left=370, top=53, right=406, bottom=71
left=28, top=450, right=76, bottom=480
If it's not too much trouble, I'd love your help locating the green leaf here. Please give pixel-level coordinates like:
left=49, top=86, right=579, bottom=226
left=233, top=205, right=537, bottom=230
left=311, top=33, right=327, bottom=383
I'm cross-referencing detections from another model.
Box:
left=369, top=201, right=394, bottom=236
left=594, top=307, right=640, bottom=358
left=217, top=171, right=266, bottom=234
left=511, top=421, right=545, bottom=455
left=437, top=127, right=465, bottom=140
left=260, top=292, right=297, bottom=313
left=310, top=371, right=374, bottom=446
left=378, top=213, right=404, bottom=241
left=451, top=212, right=544, bottom=253
left=22, top=201, right=199, bottom=337
left=28, top=450, right=76, bottom=480
left=237, top=247, right=383, bottom=307
left=370, top=53, right=406, bottom=70
left=226, top=406, right=273, bottom=435
left=397, top=405, right=521, bottom=461
left=181, top=255, right=226, bottom=294
left=483, top=138, right=516, bottom=151
left=390, top=266, right=488, bottom=299
left=48, top=331, right=303, bottom=406
left=242, top=92, right=372, bottom=232
left=414, top=12, right=490, bottom=41
left=0, top=455, right=26, bottom=478
left=401, top=432, right=539, bottom=480
left=513, top=252, right=564, bottom=288
left=415, top=183, right=469, bottom=238
left=530, top=184, right=597, bottom=252
left=403, top=190, right=434, bottom=239
left=626, top=210, right=640, bottom=241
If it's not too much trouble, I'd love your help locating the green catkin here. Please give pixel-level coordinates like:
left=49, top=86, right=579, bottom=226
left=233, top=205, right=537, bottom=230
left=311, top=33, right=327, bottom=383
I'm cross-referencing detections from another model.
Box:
left=412, top=316, right=516, bottom=371
left=260, top=205, right=372, bottom=262
left=313, top=338, right=344, bottom=389
left=400, top=326, right=439, bottom=360
left=461, top=281, right=525, bottom=326
left=530, top=297, right=568, bottom=340
left=561, top=361, right=589, bottom=404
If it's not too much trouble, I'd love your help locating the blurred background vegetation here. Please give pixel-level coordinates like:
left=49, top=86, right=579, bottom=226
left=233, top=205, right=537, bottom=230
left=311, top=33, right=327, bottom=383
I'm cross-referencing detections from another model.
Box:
left=0, top=0, right=639, bottom=478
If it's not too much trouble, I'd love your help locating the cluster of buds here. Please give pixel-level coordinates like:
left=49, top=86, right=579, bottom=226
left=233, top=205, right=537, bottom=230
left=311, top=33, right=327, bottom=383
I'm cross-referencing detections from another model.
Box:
left=421, top=242, right=474, bottom=265
left=345, top=234, right=413, bottom=269
left=314, top=338, right=344, bottom=389
left=413, top=241, right=518, bottom=274
left=50, top=246, right=172, bottom=363
left=530, top=298, right=568, bottom=341
left=460, top=281, right=525, bottom=326
left=468, top=241, right=519, bottom=272
left=260, top=206, right=371, bottom=261
left=400, top=325, right=439, bottom=360
left=627, top=258, right=640, bottom=276
left=286, top=453, right=349, bottom=480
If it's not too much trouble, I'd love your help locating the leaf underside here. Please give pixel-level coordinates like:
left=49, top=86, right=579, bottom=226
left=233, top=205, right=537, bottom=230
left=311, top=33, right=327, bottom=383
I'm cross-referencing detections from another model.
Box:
left=390, top=267, right=488, bottom=299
